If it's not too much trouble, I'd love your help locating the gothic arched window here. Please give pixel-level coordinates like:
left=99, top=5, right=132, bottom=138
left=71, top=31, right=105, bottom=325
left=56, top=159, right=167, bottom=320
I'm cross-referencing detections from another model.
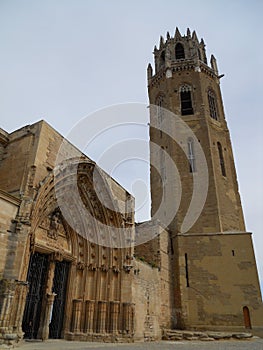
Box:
left=217, top=142, right=226, bottom=177
left=175, top=43, right=185, bottom=59
left=160, top=50, right=165, bottom=68
left=187, top=138, right=196, bottom=173
left=198, top=48, right=202, bottom=60
left=208, top=89, right=218, bottom=120
left=180, top=85, right=193, bottom=115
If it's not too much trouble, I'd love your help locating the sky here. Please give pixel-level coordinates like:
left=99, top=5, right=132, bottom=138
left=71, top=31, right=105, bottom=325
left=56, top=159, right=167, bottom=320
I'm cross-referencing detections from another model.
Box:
left=0, top=0, right=262, bottom=290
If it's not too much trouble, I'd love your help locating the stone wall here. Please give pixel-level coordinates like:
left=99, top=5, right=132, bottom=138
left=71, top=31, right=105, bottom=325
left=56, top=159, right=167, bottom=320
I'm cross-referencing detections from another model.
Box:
left=133, top=221, right=175, bottom=339
left=177, top=232, right=263, bottom=330
left=132, top=258, right=161, bottom=341
left=0, top=190, right=20, bottom=278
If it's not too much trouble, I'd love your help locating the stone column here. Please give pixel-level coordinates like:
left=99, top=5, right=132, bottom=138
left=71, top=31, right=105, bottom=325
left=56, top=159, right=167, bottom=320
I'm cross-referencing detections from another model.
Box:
left=84, top=300, right=95, bottom=333
left=0, top=279, right=16, bottom=331
left=40, top=293, right=56, bottom=340
left=97, top=301, right=107, bottom=333
left=71, top=299, right=82, bottom=333
left=37, top=260, right=56, bottom=340
left=122, top=302, right=135, bottom=335
left=11, top=281, right=28, bottom=335
left=109, top=301, right=120, bottom=334
left=0, top=279, right=20, bottom=347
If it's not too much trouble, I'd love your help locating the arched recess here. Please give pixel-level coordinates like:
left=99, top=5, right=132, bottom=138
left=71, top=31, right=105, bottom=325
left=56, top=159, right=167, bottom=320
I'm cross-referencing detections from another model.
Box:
left=21, top=157, right=133, bottom=340
left=179, top=84, right=193, bottom=115
left=159, top=50, right=165, bottom=68
left=243, top=306, right=252, bottom=329
left=26, top=157, right=131, bottom=271
left=175, top=43, right=185, bottom=59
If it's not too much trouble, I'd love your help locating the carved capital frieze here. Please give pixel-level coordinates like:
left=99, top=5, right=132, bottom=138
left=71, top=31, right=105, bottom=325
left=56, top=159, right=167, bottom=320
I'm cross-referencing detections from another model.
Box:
left=76, top=262, right=85, bottom=270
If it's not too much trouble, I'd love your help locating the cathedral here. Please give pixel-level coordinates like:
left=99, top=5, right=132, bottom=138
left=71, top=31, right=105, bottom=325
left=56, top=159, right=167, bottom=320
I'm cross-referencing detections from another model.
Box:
left=0, top=28, right=262, bottom=347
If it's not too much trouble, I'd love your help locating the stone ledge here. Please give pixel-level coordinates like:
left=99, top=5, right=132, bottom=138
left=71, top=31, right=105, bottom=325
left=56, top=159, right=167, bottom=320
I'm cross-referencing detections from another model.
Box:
left=162, top=329, right=254, bottom=341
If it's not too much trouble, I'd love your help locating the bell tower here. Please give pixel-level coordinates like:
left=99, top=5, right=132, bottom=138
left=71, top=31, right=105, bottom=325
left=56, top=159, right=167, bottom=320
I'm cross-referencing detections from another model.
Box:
left=148, top=28, right=263, bottom=333
left=148, top=27, right=245, bottom=235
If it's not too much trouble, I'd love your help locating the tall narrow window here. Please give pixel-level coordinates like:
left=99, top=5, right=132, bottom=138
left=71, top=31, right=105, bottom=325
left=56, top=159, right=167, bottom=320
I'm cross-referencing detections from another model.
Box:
left=160, top=147, right=166, bottom=202
left=156, top=95, right=164, bottom=138
left=217, top=142, right=226, bottom=177
left=185, top=253, right=189, bottom=287
left=187, top=138, right=196, bottom=173
left=175, top=43, right=185, bottom=59
left=180, top=85, right=193, bottom=115
left=208, top=90, right=218, bottom=120
left=170, top=237, right=174, bottom=255
left=198, top=48, right=202, bottom=60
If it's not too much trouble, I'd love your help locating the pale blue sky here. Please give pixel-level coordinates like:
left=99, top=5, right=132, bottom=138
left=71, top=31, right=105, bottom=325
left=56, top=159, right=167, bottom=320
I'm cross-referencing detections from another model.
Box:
left=0, top=0, right=262, bottom=289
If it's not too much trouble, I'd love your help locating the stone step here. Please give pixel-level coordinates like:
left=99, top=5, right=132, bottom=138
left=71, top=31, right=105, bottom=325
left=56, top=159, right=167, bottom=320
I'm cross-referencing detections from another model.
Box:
left=162, top=329, right=253, bottom=341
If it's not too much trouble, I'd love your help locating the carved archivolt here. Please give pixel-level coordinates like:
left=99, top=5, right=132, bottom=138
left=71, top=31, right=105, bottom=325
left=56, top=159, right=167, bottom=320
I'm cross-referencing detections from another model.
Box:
left=29, top=158, right=133, bottom=271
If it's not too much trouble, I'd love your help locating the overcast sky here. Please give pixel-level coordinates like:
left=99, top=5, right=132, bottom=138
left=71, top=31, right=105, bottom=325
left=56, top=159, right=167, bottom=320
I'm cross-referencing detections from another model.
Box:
left=0, top=0, right=262, bottom=291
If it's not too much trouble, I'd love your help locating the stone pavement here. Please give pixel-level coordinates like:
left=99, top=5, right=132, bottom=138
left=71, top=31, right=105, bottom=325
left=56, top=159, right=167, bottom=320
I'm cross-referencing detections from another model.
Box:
left=14, top=338, right=263, bottom=350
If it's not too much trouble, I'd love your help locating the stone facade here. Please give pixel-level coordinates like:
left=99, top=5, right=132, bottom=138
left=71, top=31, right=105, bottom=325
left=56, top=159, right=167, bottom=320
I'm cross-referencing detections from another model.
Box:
left=0, top=122, right=136, bottom=346
left=0, top=28, right=262, bottom=347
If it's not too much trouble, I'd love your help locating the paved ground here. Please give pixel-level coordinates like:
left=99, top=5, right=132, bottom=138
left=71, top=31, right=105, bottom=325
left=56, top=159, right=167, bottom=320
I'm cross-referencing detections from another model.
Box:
left=17, top=338, right=263, bottom=350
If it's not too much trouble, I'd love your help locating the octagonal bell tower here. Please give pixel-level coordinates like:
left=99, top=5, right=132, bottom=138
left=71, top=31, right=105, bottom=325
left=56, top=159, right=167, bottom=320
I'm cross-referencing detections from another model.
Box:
left=147, top=28, right=263, bottom=333
left=148, top=27, right=245, bottom=235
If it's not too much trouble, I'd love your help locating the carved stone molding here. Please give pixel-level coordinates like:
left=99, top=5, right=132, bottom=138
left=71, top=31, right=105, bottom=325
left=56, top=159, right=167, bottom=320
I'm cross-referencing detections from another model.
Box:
left=47, top=209, right=61, bottom=240
left=76, top=262, right=85, bottom=270
left=123, top=265, right=133, bottom=273
left=50, top=251, right=63, bottom=262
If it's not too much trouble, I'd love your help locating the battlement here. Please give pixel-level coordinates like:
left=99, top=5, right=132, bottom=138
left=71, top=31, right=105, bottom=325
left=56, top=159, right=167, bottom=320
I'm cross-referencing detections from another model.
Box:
left=148, top=28, right=218, bottom=80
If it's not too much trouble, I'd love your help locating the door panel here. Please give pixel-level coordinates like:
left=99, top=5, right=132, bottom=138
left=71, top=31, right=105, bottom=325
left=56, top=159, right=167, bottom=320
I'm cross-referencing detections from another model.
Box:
left=49, top=260, right=70, bottom=338
left=22, top=252, right=49, bottom=339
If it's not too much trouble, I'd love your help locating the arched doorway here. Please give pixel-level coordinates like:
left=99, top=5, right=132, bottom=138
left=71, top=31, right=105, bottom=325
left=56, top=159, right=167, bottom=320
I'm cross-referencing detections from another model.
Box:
left=243, top=306, right=252, bottom=329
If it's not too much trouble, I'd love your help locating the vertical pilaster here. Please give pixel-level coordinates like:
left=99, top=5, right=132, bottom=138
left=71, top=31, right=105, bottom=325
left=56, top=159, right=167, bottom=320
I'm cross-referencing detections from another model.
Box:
left=11, top=281, right=28, bottom=334
left=97, top=301, right=107, bottom=333
left=109, top=301, right=120, bottom=334
left=71, top=299, right=82, bottom=333
left=0, top=279, right=16, bottom=330
left=84, top=300, right=95, bottom=333
left=122, top=302, right=135, bottom=335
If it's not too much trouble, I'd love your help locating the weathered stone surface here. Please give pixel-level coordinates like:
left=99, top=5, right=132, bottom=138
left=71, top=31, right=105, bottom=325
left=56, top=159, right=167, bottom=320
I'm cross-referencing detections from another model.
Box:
left=207, top=332, right=233, bottom=339
left=233, top=333, right=253, bottom=339
left=200, top=337, right=215, bottom=341
left=163, top=329, right=255, bottom=342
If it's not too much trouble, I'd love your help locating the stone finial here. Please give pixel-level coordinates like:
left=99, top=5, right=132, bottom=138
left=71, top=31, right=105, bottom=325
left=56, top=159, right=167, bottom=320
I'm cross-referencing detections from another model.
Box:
left=192, top=30, right=198, bottom=42
left=147, top=63, right=153, bottom=81
left=175, top=27, right=182, bottom=39
left=210, top=54, right=219, bottom=75
left=159, top=35, right=164, bottom=49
